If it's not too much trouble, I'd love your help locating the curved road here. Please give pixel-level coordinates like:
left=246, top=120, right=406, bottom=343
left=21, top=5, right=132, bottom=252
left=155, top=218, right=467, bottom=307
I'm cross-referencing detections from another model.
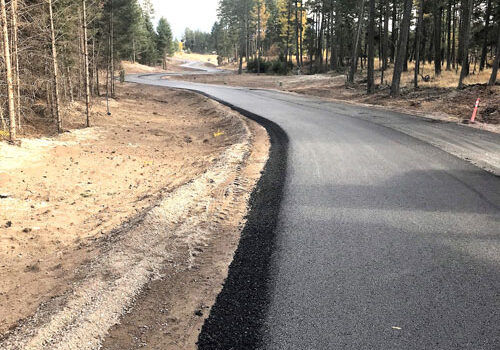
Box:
left=127, top=73, right=500, bottom=349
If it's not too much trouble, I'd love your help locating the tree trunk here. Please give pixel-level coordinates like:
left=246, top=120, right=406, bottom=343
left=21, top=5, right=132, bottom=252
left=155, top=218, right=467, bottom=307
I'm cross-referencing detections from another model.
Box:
left=348, top=0, right=365, bottom=83
left=330, top=1, right=336, bottom=71
left=0, top=103, right=6, bottom=131
left=68, top=67, right=74, bottom=103
left=132, top=37, right=136, bottom=63
left=285, top=0, right=292, bottom=73
left=1, top=0, right=16, bottom=141
left=433, top=0, right=443, bottom=76
left=458, top=0, right=473, bottom=89
left=390, top=0, right=398, bottom=63
left=446, top=0, right=452, bottom=70
left=479, top=0, right=491, bottom=71
left=452, top=2, right=456, bottom=69
left=257, top=0, right=261, bottom=74
left=390, top=0, right=412, bottom=97
left=95, top=41, right=101, bottom=96
left=415, top=0, right=424, bottom=88
left=48, top=0, right=62, bottom=132
left=110, top=0, right=115, bottom=96
left=488, top=24, right=500, bottom=86
left=11, top=0, right=20, bottom=130
left=317, top=5, right=326, bottom=71
left=383, top=0, right=389, bottom=70
left=299, top=0, right=303, bottom=67
left=82, top=0, right=91, bottom=126
left=367, top=0, right=375, bottom=94
left=295, top=0, right=300, bottom=70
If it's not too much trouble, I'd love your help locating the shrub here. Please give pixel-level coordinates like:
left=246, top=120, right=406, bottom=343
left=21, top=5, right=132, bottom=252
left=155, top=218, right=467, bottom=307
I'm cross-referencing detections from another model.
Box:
left=246, top=57, right=293, bottom=75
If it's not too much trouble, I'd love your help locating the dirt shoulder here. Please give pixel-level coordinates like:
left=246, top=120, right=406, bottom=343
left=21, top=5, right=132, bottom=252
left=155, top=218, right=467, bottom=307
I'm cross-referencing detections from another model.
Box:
left=0, top=83, right=269, bottom=349
left=166, top=70, right=500, bottom=133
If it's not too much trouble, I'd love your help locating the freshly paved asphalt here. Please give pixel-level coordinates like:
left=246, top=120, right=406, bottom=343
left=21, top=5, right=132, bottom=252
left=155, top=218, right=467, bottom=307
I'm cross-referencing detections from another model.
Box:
left=127, top=73, right=500, bottom=349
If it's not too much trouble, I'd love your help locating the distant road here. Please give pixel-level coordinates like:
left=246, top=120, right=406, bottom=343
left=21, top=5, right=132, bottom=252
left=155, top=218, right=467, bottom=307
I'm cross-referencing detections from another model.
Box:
left=127, top=73, right=500, bottom=349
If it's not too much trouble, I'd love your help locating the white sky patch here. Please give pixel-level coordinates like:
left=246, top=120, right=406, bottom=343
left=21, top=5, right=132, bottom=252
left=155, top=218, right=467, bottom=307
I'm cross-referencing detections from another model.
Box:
left=149, top=0, right=219, bottom=40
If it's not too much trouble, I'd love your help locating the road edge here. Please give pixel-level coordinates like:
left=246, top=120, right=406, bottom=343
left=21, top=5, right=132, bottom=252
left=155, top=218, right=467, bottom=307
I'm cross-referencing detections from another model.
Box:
left=192, top=91, right=289, bottom=350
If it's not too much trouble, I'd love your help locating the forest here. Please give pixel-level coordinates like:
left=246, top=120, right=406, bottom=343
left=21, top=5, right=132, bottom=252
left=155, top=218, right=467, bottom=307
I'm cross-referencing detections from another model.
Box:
left=0, top=0, right=175, bottom=142
left=0, top=0, right=499, bottom=143
left=209, top=0, right=499, bottom=92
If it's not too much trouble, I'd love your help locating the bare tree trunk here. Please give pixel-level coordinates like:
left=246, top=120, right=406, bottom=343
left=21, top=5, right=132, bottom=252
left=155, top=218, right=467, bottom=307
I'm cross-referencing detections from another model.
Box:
left=317, top=5, right=326, bottom=71
left=238, top=48, right=243, bottom=75
left=446, top=0, right=452, bottom=70
left=257, top=0, right=261, bottom=74
left=1, top=0, right=16, bottom=141
left=91, top=35, right=95, bottom=96
left=458, top=0, right=473, bottom=89
left=61, top=71, right=68, bottom=101
left=390, top=0, right=412, bottom=97
left=452, top=2, right=456, bottom=69
left=67, top=67, right=74, bottom=103
left=0, top=104, right=6, bottom=131
left=348, top=0, right=365, bottom=83
left=78, top=12, right=83, bottom=98
left=106, top=29, right=111, bottom=115
left=367, top=0, right=375, bottom=93
left=479, top=0, right=491, bottom=71
left=11, top=0, right=20, bottom=130
left=414, top=0, right=424, bottom=88
left=295, top=0, right=300, bottom=70
left=382, top=0, right=389, bottom=71
left=48, top=0, right=62, bottom=132
left=285, top=0, right=292, bottom=73
left=132, top=37, right=136, bottom=63
left=82, top=0, right=90, bottom=127
left=110, top=0, right=115, bottom=96
left=330, top=1, right=336, bottom=71
left=390, top=0, right=398, bottom=63
left=488, top=25, right=500, bottom=86
left=299, top=0, right=303, bottom=67
left=95, top=41, right=101, bottom=96
left=433, top=0, right=443, bottom=76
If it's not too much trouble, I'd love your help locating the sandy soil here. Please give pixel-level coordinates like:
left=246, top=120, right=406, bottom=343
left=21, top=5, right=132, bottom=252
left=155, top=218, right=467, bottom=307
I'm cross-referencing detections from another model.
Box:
left=99, top=120, right=268, bottom=350
left=0, top=82, right=269, bottom=349
left=167, top=68, right=500, bottom=132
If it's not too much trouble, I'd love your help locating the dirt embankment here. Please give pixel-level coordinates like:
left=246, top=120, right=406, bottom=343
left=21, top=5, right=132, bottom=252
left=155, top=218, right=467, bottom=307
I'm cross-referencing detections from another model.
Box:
left=167, top=68, right=500, bottom=132
left=0, top=83, right=269, bottom=349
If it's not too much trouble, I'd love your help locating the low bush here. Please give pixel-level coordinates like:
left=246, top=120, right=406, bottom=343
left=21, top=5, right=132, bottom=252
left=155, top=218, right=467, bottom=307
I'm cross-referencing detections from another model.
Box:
left=246, top=57, right=294, bottom=75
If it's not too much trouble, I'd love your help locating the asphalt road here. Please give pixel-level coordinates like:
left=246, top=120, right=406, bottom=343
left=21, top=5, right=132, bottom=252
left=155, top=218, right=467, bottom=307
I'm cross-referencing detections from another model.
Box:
left=127, top=73, right=500, bottom=349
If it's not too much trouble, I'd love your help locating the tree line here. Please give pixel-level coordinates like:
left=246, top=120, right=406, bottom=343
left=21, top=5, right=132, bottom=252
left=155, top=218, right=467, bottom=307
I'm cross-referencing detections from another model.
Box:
left=0, top=0, right=175, bottom=142
left=207, top=0, right=499, bottom=93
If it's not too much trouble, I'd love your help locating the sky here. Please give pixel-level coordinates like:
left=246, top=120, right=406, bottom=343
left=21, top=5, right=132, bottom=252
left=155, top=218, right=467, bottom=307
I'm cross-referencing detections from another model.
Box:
left=150, top=0, right=219, bottom=40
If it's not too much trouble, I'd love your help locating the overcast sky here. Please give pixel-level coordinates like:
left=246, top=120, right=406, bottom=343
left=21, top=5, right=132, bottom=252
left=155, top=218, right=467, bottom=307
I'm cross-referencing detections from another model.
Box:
left=150, top=0, right=219, bottom=40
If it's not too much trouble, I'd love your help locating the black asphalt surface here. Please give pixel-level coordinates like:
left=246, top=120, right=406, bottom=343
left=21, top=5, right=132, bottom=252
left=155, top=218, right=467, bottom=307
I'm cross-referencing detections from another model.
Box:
left=127, top=73, right=500, bottom=350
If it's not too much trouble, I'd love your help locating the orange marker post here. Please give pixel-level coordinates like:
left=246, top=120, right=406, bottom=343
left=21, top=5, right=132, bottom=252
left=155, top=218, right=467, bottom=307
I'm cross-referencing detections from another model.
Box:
left=470, top=98, right=480, bottom=123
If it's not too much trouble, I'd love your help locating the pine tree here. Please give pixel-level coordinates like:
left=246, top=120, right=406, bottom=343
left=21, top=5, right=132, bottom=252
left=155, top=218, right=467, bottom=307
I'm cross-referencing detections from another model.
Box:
left=157, top=18, right=173, bottom=69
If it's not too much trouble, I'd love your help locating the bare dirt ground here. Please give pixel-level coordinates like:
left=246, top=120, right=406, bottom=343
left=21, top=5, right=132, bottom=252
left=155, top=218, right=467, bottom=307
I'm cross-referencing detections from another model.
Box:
left=0, top=81, right=269, bottom=349
left=167, top=61, right=500, bottom=132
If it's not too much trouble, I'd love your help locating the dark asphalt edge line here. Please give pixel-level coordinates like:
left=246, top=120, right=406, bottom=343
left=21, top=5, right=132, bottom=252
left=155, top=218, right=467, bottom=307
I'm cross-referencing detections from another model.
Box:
left=188, top=90, right=289, bottom=350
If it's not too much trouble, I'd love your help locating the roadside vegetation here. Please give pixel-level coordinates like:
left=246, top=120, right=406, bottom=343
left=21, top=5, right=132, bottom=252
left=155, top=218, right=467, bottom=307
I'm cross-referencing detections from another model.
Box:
left=172, top=0, right=499, bottom=125
left=210, top=0, right=499, bottom=90
left=0, top=0, right=176, bottom=143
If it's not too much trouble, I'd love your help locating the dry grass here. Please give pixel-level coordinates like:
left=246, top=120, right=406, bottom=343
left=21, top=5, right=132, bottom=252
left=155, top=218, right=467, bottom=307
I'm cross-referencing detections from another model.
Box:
left=370, top=58, right=498, bottom=88
left=174, top=52, right=219, bottom=65
left=121, top=60, right=165, bottom=74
